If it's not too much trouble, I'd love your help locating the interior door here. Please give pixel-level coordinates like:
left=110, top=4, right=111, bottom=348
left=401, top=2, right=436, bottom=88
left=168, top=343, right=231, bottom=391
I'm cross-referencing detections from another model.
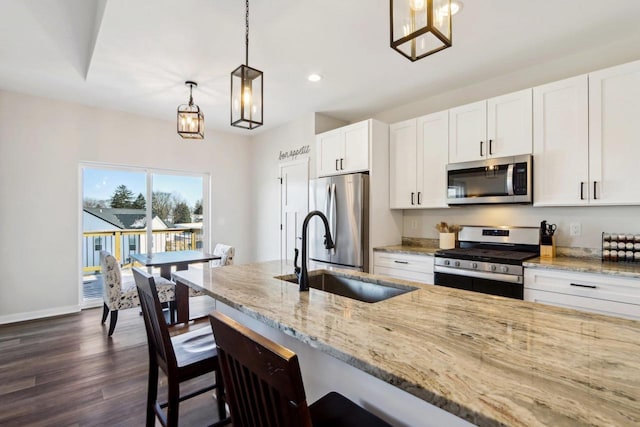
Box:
left=280, top=160, right=308, bottom=264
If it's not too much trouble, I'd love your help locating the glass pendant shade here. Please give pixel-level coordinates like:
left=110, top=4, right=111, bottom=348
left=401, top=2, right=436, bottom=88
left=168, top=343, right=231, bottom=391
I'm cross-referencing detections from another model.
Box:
left=390, top=0, right=452, bottom=62
left=231, top=64, right=263, bottom=129
left=177, top=81, right=204, bottom=139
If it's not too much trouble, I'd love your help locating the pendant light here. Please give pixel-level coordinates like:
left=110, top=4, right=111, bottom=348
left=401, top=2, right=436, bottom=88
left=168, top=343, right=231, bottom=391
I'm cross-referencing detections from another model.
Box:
left=177, top=81, right=204, bottom=139
left=390, top=0, right=453, bottom=62
left=231, top=0, right=263, bottom=129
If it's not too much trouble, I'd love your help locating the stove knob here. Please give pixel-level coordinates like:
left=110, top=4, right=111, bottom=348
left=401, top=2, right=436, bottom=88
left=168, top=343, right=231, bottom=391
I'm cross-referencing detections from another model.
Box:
left=500, top=266, right=509, bottom=273
left=444, top=260, right=450, bottom=266
left=471, top=262, right=478, bottom=269
left=490, top=265, right=497, bottom=272
left=454, top=261, right=461, bottom=267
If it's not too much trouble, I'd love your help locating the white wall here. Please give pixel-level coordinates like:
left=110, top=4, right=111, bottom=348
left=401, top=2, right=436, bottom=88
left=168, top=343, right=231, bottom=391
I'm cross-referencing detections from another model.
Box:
left=249, top=113, right=314, bottom=262
left=0, top=90, right=252, bottom=322
left=403, top=205, right=640, bottom=250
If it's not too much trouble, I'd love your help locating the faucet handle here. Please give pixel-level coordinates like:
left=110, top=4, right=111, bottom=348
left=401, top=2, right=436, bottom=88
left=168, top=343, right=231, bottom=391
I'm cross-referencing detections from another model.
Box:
left=294, top=248, right=301, bottom=275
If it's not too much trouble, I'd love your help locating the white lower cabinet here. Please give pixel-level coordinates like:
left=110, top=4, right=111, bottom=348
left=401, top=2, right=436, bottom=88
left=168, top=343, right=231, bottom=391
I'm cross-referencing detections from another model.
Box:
left=524, top=268, right=640, bottom=320
left=373, top=252, right=434, bottom=285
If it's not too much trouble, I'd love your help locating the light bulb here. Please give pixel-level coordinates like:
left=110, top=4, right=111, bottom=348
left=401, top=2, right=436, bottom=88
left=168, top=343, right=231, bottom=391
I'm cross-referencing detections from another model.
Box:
left=243, top=87, right=252, bottom=105
left=409, top=0, right=425, bottom=11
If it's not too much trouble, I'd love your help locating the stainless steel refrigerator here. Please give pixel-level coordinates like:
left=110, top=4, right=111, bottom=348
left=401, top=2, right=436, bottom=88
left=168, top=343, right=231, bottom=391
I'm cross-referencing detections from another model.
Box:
left=309, top=173, right=369, bottom=271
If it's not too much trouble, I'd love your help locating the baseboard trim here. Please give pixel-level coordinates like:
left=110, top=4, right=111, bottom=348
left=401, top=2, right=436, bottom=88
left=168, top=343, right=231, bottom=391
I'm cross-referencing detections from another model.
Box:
left=0, top=305, right=81, bottom=325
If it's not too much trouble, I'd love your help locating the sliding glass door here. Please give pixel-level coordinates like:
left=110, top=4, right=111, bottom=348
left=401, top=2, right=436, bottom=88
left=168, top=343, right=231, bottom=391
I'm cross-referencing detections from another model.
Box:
left=80, top=164, right=208, bottom=306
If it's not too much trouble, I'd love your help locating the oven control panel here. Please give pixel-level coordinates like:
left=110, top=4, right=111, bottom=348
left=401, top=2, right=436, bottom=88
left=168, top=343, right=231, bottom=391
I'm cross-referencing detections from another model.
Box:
left=435, top=257, right=523, bottom=277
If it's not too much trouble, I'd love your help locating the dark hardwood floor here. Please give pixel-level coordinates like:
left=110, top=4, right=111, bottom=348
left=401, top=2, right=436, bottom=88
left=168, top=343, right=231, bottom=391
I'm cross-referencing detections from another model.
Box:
left=0, top=298, right=223, bottom=426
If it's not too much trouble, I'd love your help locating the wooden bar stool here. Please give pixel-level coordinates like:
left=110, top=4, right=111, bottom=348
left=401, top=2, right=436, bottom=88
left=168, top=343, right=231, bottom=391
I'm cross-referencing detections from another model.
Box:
left=209, top=311, right=394, bottom=427
left=133, top=268, right=230, bottom=427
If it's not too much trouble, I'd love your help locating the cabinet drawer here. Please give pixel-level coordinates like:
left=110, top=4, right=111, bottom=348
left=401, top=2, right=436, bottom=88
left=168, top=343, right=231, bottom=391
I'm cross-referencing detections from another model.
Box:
left=373, top=252, right=434, bottom=274
left=524, top=288, right=640, bottom=320
left=375, top=266, right=434, bottom=285
left=524, top=268, right=640, bottom=307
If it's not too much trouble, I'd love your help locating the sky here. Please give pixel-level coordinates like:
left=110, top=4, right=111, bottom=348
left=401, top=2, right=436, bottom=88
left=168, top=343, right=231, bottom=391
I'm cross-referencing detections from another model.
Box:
left=83, top=168, right=204, bottom=207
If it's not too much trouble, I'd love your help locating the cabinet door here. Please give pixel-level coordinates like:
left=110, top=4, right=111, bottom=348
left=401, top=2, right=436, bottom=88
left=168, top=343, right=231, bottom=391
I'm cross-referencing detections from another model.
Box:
left=487, top=89, right=532, bottom=158
left=417, top=111, right=449, bottom=208
left=533, top=75, right=589, bottom=206
left=316, top=129, right=343, bottom=177
left=449, top=100, right=487, bottom=163
left=389, top=119, right=418, bottom=209
left=589, top=60, right=640, bottom=205
left=342, top=120, right=369, bottom=173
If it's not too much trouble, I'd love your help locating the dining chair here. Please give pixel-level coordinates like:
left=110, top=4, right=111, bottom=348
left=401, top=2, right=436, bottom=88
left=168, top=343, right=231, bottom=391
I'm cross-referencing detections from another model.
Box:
left=133, top=267, right=229, bottom=427
left=100, top=251, right=175, bottom=336
left=188, top=244, right=235, bottom=298
left=211, top=244, right=234, bottom=267
left=208, top=311, right=393, bottom=427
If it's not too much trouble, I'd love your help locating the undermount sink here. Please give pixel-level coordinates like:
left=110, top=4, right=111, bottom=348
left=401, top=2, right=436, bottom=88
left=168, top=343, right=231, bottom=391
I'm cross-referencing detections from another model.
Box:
left=275, top=272, right=418, bottom=303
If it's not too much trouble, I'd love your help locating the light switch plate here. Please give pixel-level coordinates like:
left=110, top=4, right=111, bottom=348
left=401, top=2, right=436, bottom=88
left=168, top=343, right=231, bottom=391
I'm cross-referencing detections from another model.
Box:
left=570, top=222, right=581, bottom=236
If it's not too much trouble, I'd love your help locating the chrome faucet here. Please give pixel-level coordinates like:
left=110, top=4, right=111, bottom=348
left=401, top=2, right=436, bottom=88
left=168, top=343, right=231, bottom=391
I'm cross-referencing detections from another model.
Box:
left=294, top=210, right=334, bottom=291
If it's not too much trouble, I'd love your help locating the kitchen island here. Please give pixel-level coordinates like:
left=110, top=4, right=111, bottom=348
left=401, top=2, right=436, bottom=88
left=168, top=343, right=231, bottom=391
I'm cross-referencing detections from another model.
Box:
left=173, top=261, right=640, bottom=427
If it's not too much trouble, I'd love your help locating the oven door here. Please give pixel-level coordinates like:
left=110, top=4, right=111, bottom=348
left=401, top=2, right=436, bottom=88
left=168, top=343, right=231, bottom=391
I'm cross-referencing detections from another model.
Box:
left=434, top=271, right=524, bottom=300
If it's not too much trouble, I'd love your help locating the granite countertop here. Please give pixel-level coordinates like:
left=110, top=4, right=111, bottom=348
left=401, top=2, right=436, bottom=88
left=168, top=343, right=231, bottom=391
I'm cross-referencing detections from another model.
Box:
left=374, top=244, right=439, bottom=256
left=525, top=256, right=640, bottom=279
left=173, top=261, right=640, bottom=427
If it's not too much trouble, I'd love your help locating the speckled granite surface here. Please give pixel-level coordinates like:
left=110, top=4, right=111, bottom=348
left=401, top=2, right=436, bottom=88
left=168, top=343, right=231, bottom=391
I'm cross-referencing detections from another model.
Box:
left=525, top=256, right=640, bottom=279
left=375, top=237, right=440, bottom=255
left=373, top=244, right=438, bottom=256
left=173, top=261, right=640, bottom=427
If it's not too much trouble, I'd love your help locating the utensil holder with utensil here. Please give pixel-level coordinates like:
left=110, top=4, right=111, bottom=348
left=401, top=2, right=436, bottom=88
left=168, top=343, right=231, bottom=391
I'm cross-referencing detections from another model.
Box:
left=540, top=236, right=556, bottom=258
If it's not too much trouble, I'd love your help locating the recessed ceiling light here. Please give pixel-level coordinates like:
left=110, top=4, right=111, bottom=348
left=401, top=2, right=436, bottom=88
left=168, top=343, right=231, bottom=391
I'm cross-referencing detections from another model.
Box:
left=307, top=73, right=323, bottom=82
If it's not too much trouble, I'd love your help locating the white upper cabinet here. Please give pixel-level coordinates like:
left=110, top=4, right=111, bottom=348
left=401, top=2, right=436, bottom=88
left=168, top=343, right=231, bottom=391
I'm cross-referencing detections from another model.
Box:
left=416, top=111, right=449, bottom=208
left=317, top=120, right=369, bottom=177
left=448, top=100, right=486, bottom=163
left=589, top=60, right=640, bottom=205
left=449, top=89, right=532, bottom=163
left=534, top=60, right=640, bottom=206
left=389, top=111, right=449, bottom=209
left=533, top=75, right=589, bottom=206
left=389, top=119, right=418, bottom=208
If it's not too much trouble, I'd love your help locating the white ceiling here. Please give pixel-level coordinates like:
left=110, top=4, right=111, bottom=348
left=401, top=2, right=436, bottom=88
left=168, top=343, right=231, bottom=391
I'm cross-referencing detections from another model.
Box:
left=2, top=0, right=640, bottom=134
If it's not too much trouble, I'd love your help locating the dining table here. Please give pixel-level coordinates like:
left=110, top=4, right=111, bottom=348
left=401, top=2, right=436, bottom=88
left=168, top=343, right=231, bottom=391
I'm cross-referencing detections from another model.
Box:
left=131, top=250, right=221, bottom=324
left=130, top=250, right=220, bottom=279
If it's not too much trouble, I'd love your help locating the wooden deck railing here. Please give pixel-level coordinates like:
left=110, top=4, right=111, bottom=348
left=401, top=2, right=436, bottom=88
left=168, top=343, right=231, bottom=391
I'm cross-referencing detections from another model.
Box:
left=82, top=228, right=202, bottom=273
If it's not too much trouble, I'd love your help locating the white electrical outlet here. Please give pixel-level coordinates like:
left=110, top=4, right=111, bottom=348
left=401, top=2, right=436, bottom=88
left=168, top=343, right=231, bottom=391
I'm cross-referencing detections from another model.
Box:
left=570, top=222, right=581, bottom=236
left=411, top=220, right=418, bottom=230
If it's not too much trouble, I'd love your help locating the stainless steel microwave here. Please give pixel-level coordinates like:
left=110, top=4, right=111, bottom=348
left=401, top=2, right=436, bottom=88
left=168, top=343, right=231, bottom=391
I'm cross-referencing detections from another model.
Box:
left=447, top=154, right=532, bottom=205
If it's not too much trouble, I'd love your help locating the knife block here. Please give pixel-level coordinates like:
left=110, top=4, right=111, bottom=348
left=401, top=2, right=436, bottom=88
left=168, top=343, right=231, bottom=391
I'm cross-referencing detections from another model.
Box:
left=540, top=236, right=556, bottom=258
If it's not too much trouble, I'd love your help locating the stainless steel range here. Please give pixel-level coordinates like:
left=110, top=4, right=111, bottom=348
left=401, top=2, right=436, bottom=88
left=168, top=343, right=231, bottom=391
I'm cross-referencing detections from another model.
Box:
left=434, top=226, right=539, bottom=299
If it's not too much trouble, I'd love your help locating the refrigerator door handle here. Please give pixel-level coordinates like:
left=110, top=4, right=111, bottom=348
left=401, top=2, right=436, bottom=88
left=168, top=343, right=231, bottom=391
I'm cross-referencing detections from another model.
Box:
left=330, top=183, right=337, bottom=254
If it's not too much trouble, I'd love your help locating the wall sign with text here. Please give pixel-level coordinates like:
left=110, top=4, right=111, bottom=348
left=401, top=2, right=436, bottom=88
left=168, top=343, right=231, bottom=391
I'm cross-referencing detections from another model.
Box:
left=279, top=145, right=310, bottom=161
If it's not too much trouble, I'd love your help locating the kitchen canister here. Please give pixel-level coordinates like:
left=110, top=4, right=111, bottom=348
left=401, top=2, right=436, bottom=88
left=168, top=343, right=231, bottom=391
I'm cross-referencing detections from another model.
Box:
left=439, top=232, right=456, bottom=249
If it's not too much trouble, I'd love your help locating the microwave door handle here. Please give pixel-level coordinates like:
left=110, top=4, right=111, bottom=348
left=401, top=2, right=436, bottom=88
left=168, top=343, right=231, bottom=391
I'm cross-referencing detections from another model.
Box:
left=506, top=164, right=515, bottom=196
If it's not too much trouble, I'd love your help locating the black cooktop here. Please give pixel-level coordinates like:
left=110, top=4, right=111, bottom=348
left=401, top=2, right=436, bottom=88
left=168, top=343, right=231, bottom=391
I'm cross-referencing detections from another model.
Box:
left=435, top=248, right=538, bottom=265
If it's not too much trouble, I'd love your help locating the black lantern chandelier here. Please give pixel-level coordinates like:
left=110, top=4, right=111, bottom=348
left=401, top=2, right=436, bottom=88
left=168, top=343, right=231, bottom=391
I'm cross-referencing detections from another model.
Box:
left=390, top=0, right=452, bottom=62
left=177, top=81, right=204, bottom=139
left=231, top=0, right=263, bottom=129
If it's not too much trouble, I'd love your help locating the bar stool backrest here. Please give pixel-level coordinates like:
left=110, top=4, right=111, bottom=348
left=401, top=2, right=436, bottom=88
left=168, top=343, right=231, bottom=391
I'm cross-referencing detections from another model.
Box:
left=209, top=311, right=312, bottom=427
left=133, top=267, right=177, bottom=373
